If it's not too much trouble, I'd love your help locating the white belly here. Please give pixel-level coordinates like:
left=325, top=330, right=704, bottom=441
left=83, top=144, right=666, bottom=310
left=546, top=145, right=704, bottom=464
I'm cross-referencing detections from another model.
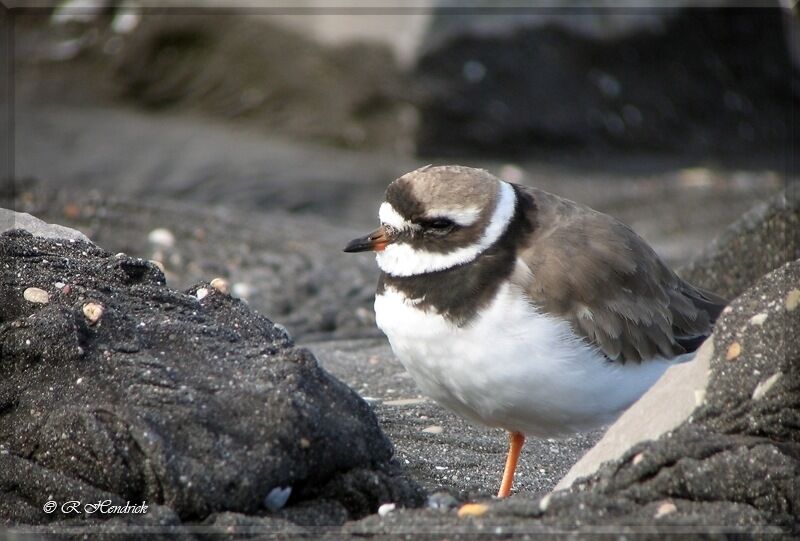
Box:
left=375, top=281, right=673, bottom=437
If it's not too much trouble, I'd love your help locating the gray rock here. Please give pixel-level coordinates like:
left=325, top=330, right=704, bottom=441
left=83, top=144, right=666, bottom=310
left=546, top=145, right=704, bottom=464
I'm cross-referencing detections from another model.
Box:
left=0, top=230, right=423, bottom=525
left=680, top=190, right=800, bottom=300
left=0, top=207, right=90, bottom=242
left=112, top=14, right=412, bottom=152
left=259, top=9, right=431, bottom=68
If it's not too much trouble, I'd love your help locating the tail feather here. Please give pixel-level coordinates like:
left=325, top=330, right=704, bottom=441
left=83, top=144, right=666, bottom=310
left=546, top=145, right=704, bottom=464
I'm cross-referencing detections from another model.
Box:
left=673, top=283, right=728, bottom=354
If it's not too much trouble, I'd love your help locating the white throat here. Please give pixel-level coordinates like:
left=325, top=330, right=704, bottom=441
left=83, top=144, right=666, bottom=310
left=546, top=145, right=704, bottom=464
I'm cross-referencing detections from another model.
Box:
left=375, top=181, right=517, bottom=277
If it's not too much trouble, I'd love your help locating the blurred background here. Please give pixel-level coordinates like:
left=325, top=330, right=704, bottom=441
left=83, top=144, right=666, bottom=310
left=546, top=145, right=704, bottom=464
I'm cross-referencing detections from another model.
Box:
left=2, top=0, right=797, bottom=340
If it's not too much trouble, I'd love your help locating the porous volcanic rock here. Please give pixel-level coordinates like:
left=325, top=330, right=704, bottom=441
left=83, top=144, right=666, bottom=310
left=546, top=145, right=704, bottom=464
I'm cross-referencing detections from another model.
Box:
left=0, top=229, right=423, bottom=527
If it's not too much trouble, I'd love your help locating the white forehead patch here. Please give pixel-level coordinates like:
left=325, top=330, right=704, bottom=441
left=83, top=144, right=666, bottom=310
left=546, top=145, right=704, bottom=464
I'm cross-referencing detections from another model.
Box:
left=379, top=202, right=415, bottom=231
left=425, top=206, right=482, bottom=227
left=376, top=181, right=517, bottom=276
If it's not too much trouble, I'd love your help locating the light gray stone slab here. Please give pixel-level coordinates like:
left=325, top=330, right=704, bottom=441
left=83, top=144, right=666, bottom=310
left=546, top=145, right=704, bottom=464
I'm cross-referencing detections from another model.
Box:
left=0, top=208, right=91, bottom=242
left=555, top=339, right=713, bottom=491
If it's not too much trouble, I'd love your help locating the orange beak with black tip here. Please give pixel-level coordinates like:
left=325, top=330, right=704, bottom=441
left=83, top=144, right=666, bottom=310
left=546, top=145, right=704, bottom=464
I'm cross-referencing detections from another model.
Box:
left=344, top=225, right=393, bottom=253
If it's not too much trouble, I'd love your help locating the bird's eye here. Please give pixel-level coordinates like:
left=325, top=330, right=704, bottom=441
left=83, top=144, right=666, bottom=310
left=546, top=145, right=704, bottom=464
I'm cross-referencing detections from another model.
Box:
left=423, top=218, right=454, bottom=230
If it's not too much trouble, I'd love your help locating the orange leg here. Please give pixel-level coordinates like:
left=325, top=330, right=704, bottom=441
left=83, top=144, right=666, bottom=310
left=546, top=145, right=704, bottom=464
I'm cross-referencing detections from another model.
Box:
left=497, top=431, right=525, bottom=498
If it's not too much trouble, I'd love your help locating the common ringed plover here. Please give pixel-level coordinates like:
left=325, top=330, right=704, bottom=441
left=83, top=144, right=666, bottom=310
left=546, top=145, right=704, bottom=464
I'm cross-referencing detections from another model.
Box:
left=344, top=165, right=726, bottom=497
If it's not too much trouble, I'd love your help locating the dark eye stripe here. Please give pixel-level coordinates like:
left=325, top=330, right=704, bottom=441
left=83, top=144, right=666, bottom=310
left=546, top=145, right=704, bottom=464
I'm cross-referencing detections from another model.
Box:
left=418, top=218, right=454, bottom=229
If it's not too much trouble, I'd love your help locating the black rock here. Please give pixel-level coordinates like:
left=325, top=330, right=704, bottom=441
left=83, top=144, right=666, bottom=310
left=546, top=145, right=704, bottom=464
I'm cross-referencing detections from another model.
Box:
left=414, top=6, right=795, bottom=159
left=0, top=230, right=423, bottom=526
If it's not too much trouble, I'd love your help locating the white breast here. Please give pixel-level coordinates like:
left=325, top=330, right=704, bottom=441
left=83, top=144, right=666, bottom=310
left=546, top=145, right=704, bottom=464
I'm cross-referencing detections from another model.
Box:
left=374, top=280, right=673, bottom=437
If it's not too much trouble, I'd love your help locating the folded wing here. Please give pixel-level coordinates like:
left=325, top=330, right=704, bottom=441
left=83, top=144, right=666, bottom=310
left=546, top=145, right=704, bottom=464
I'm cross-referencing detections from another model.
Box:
left=513, top=186, right=727, bottom=363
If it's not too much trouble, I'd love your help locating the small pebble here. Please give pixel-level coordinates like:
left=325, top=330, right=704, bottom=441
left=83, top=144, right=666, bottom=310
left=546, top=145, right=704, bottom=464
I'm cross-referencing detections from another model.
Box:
left=23, top=287, right=49, bottom=304
left=148, top=228, right=175, bottom=248
left=725, top=342, right=741, bottom=361
left=785, top=289, right=800, bottom=311
left=538, top=493, right=552, bottom=511
left=82, top=302, right=104, bottom=325
left=54, top=282, right=65, bottom=289
left=694, top=389, right=706, bottom=406
left=678, top=167, right=714, bottom=188
left=210, top=277, right=230, bottom=294
left=299, top=437, right=311, bottom=449
left=263, top=486, right=292, bottom=512
left=422, top=425, right=443, bottom=434
left=749, top=313, right=768, bottom=326
left=377, top=503, right=396, bottom=517
left=196, top=288, right=209, bottom=300
left=654, top=501, right=677, bottom=518
left=63, top=202, right=81, bottom=219
left=632, top=452, right=645, bottom=465
left=462, top=59, right=486, bottom=82
left=426, top=491, right=459, bottom=509
left=752, top=372, right=781, bottom=400
left=457, top=503, right=488, bottom=518
left=232, top=282, right=253, bottom=300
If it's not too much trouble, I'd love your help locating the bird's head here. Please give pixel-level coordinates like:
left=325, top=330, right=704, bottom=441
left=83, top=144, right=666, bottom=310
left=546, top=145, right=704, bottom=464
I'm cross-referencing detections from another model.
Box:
left=344, top=165, right=517, bottom=277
